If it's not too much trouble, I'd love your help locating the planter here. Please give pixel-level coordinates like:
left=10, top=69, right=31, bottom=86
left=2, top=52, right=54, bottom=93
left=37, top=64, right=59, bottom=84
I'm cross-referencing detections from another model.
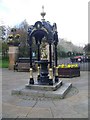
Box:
left=58, top=67, right=80, bottom=78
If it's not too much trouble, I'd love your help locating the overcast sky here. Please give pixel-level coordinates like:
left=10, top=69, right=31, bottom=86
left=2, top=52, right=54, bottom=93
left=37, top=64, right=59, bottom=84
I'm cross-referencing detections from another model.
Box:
left=0, top=0, right=88, bottom=47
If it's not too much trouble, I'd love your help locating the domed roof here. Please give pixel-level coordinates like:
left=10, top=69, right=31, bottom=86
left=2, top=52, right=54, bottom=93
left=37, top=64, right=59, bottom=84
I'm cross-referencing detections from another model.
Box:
left=42, top=21, right=53, bottom=33
left=28, top=6, right=58, bottom=45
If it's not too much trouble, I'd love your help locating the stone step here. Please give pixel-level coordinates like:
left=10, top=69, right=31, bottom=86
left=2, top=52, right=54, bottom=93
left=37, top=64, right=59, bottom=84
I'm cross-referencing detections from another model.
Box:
left=25, top=80, right=62, bottom=91
left=51, top=83, right=72, bottom=98
left=12, top=82, right=72, bottom=99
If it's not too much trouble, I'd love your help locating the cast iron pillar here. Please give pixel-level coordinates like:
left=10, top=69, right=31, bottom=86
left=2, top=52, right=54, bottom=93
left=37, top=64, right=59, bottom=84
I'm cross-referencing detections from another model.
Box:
left=54, top=43, right=59, bottom=82
left=29, top=38, right=34, bottom=84
left=37, top=41, right=40, bottom=81
left=49, top=43, right=53, bottom=85
left=54, top=31, right=59, bottom=82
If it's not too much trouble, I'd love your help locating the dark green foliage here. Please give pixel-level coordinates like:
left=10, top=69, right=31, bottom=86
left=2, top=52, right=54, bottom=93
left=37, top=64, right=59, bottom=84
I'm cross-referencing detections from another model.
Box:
left=2, top=42, right=9, bottom=57
left=0, top=56, right=9, bottom=68
left=18, top=45, right=29, bottom=57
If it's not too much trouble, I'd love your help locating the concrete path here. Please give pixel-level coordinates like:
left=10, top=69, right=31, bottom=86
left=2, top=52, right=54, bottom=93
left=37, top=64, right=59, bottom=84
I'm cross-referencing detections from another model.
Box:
left=1, top=68, right=89, bottom=119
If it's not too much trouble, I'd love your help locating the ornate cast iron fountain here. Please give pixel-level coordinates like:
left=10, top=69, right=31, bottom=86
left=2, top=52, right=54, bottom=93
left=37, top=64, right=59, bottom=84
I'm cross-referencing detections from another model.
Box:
left=28, top=6, right=59, bottom=85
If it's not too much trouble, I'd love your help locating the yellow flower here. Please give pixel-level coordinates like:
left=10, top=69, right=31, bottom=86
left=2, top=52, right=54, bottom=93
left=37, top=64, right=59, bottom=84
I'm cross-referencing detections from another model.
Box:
left=75, top=64, right=78, bottom=67
left=71, top=64, right=75, bottom=68
left=67, top=64, right=71, bottom=68
left=58, top=65, right=61, bottom=68
left=61, top=64, right=65, bottom=68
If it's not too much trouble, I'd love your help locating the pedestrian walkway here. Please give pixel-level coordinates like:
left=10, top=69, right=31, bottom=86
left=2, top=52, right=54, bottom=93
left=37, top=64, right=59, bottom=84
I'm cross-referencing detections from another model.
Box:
left=1, top=68, right=88, bottom=118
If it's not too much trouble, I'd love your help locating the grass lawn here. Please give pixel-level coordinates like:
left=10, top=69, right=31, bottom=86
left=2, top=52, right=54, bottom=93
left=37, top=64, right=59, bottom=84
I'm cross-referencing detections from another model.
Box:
left=0, top=57, right=9, bottom=68
left=0, top=59, right=2, bottom=68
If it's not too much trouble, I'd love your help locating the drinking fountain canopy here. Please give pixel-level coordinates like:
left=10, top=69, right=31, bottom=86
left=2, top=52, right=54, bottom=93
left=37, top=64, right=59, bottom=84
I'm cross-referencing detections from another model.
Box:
left=28, top=6, right=59, bottom=85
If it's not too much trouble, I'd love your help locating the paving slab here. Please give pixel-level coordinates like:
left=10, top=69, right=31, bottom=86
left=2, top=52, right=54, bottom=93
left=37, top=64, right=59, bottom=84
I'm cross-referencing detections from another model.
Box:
left=26, top=107, right=52, bottom=118
left=34, top=100, right=55, bottom=108
left=1, top=68, right=88, bottom=118
left=15, top=99, right=37, bottom=107
left=2, top=103, right=32, bottom=118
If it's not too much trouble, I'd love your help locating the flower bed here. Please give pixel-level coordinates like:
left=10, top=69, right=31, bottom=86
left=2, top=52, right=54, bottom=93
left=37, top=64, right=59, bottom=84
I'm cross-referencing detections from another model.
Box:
left=58, top=64, right=80, bottom=78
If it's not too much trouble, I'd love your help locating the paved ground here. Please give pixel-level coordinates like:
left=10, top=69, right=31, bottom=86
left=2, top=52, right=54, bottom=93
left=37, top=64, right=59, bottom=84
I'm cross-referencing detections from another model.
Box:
left=1, top=68, right=89, bottom=119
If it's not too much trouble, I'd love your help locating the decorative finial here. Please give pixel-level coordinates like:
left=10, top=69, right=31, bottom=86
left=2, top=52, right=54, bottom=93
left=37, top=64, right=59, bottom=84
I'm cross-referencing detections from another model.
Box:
left=41, top=5, right=46, bottom=21
left=42, top=6, right=44, bottom=12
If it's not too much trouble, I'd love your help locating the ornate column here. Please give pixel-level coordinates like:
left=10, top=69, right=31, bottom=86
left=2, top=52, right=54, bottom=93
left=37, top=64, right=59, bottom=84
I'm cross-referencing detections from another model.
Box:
left=54, top=43, right=59, bottom=82
left=49, top=43, right=53, bottom=85
left=37, top=41, right=40, bottom=81
left=29, top=37, right=34, bottom=84
left=54, top=31, right=59, bottom=82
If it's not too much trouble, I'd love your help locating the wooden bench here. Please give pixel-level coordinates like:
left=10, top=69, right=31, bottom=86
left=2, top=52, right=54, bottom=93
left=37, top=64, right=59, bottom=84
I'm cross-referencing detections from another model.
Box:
left=14, top=57, right=37, bottom=72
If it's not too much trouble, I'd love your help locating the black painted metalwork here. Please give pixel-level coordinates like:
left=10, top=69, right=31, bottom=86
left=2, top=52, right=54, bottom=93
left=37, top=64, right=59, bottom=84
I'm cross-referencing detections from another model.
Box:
left=27, top=12, right=59, bottom=85
left=49, top=43, right=52, bottom=68
left=36, top=60, right=50, bottom=84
